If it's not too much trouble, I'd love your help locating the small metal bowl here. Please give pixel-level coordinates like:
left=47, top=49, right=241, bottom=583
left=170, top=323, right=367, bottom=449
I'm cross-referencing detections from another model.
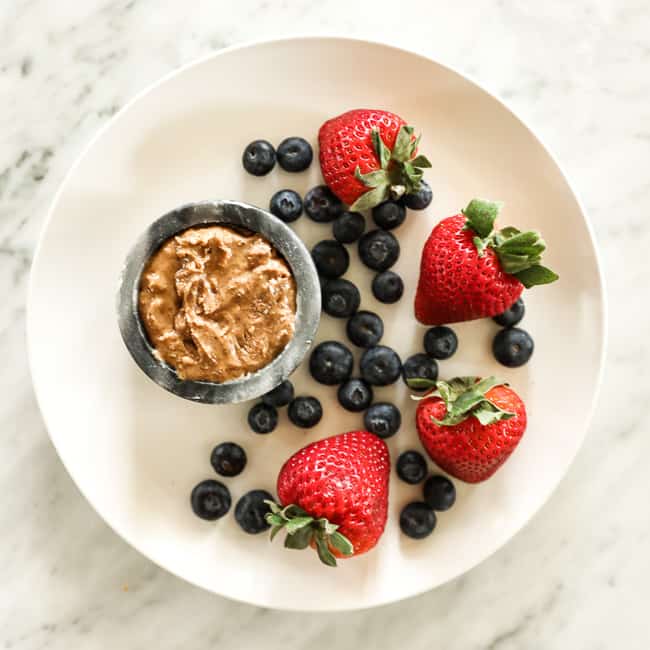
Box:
left=117, top=200, right=321, bottom=404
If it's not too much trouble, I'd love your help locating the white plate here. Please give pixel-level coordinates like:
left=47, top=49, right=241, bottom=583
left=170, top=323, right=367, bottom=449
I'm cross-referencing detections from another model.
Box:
left=27, top=37, right=606, bottom=611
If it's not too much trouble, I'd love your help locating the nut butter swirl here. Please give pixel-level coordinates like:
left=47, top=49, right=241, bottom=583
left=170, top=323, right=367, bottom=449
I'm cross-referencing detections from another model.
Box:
left=138, top=225, right=296, bottom=383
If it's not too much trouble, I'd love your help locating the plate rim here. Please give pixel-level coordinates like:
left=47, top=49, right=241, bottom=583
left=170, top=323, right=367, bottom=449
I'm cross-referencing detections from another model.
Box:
left=26, top=34, right=608, bottom=612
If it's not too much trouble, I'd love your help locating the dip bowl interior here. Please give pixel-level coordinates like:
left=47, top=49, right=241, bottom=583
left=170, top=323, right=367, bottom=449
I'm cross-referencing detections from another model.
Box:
left=117, top=200, right=321, bottom=404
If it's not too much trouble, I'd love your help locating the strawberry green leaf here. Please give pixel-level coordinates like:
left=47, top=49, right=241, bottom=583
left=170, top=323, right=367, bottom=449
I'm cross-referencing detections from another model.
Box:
left=315, top=535, right=338, bottom=567
left=492, top=228, right=557, bottom=279
left=354, top=166, right=389, bottom=189
left=474, top=403, right=516, bottom=426
left=406, top=377, right=438, bottom=390
left=494, top=226, right=521, bottom=246
left=371, top=128, right=391, bottom=170
left=329, top=531, right=354, bottom=556
left=462, top=198, right=502, bottom=238
left=498, top=252, right=542, bottom=274
left=281, top=504, right=308, bottom=518
left=497, top=230, right=545, bottom=252
left=440, top=378, right=500, bottom=419
left=495, top=227, right=522, bottom=241
left=352, top=124, right=432, bottom=209
left=446, top=376, right=481, bottom=394
left=514, top=264, right=559, bottom=288
left=266, top=514, right=285, bottom=527
left=267, top=501, right=353, bottom=567
left=461, top=200, right=559, bottom=288
left=284, top=526, right=313, bottom=550
left=319, top=519, right=339, bottom=536
left=284, top=516, right=315, bottom=534
left=403, top=161, right=423, bottom=183
left=392, top=125, right=415, bottom=162
left=409, top=133, right=422, bottom=159
left=473, top=236, right=489, bottom=257
left=350, top=184, right=390, bottom=211
left=409, top=154, right=432, bottom=168
left=429, top=376, right=516, bottom=427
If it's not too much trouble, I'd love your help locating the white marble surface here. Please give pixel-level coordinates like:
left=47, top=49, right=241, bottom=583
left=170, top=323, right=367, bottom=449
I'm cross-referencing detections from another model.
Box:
left=1, top=1, right=648, bottom=648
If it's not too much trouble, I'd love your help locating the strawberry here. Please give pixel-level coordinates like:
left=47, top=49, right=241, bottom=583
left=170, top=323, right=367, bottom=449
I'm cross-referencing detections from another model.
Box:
left=414, top=199, right=559, bottom=325
left=414, top=376, right=527, bottom=483
left=318, top=108, right=432, bottom=210
left=265, top=430, right=390, bottom=566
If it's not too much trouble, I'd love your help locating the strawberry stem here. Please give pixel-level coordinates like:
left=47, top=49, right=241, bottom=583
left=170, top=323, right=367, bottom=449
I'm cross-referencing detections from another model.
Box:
left=264, top=501, right=354, bottom=567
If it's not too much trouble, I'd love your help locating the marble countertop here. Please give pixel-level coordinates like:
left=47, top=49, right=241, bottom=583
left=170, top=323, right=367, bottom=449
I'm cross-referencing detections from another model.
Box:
left=2, top=1, right=648, bottom=648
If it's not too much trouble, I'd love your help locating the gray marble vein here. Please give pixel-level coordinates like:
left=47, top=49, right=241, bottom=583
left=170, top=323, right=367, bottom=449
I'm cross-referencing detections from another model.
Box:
left=1, top=0, right=649, bottom=648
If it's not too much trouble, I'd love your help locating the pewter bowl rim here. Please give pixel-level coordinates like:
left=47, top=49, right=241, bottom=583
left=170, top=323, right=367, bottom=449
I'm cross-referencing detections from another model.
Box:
left=116, top=199, right=321, bottom=404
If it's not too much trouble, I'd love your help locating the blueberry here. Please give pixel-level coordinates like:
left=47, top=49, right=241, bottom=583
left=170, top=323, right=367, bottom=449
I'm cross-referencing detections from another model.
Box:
left=235, top=489, right=273, bottom=534
left=261, top=380, right=294, bottom=407
left=337, top=378, right=373, bottom=412
left=309, top=340, right=353, bottom=385
left=396, top=450, right=428, bottom=484
left=364, top=402, right=401, bottom=438
left=322, top=278, right=360, bottom=318
left=400, top=502, right=437, bottom=539
left=210, top=442, right=247, bottom=477
left=372, top=271, right=404, bottom=304
left=304, top=185, right=344, bottom=223
left=403, top=180, right=433, bottom=210
left=402, top=353, right=439, bottom=391
left=493, top=298, right=525, bottom=327
left=190, top=480, right=231, bottom=520
left=360, top=345, right=402, bottom=386
left=358, top=229, right=400, bottom=271
left=247, top=403, right=278, bottom=434
left=288, top=396, right=323, bottom=428
left=492, top=327, right=534, bottom=367
left=346, top=310, right=384, bottom=348
left=269, top=189, right=302, bottom=223
left=276, top=137, right=313, bottom=172
left=318, top=274, right=329, bottom=292
left=423, top=326, right=458, bottom=360
left=423, top=475, right=456, bottom=511
left=372, top=201, right=406, bottom=230
left=333, top=211, right=366, bottom=243
left=311, top=240, right=349, bottom=278
left=242, top=139, right=276, bottom=176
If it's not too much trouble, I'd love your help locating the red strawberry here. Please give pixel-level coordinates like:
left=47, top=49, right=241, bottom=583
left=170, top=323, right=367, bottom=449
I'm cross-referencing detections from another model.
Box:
left=414, top=376, right=527, bottom=483
left=266, top=430, right=390, bottom=566
left=414, top=199, right=558, bottom=325
left=318, top=108, right=432, bottom=210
